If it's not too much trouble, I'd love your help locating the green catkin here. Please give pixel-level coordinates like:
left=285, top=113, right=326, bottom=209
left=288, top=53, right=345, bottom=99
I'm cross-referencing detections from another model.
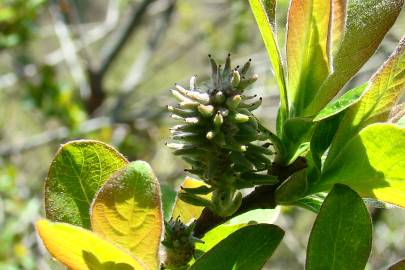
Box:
left=167, top=54, right=277, bottom=217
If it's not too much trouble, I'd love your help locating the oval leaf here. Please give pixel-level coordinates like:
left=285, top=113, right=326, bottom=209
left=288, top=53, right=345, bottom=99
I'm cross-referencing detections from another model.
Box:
left=45, top=140, right=128, bottom=228
left=315, top=124, right=405, bottom=207
left=36, top=219, right=146, bottom=270
left=306, top=185, right=372, bottom=270
left=189, top=224, right=284, bottom=270
left=91, top=161, right=162, bottom=270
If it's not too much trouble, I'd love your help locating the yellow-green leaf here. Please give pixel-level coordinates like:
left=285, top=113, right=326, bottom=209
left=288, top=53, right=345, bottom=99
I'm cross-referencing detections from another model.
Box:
left=36, top=219, right=146, bottom=270
left=286, top=0, right=331, bottom=115
left=315, top=124, right=405, bottom=208
left=326, top=36, right=405, bottom=166
left=196, top=224, right=246, bottom=254
left=248, top=0, right=288, bottom=121
left=45, top=140, right=128, bottom=228
left=305, top=0, right=404, bottom=115
left=91, top=161, right=162, bottom=270
left=172, top=177, right=211, bottom=224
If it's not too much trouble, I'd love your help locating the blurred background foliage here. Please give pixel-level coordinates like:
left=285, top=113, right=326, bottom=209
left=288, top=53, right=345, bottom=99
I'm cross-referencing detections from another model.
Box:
left=0, top=0, right=403, bottom=269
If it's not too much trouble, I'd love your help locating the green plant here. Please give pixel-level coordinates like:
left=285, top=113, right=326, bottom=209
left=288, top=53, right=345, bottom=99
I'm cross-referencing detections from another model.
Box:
left=35, top=0, right=405, bottom=269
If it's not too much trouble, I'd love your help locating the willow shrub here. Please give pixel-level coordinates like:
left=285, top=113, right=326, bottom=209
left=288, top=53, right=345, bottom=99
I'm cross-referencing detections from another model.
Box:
left=35, top=1, right=405, bottom=269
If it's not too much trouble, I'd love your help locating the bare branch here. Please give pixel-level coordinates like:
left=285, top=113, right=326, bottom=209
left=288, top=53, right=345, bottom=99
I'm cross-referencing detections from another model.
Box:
left=0, top=117, right=113, bottom=158
left=49, top=3, right=90, bottom=99
left=93, top=0, right=156, bottom=77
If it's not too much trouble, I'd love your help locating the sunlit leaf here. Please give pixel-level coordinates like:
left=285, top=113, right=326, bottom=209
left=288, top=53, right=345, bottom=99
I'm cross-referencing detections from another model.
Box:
left=330, top=0, right=346, bottom=56
left=227, top=208, right=280, bottom=225
left=306, top=185, right=372, bottom=270
left=91, top=161, right=162, bottom=270
left=172, top=177, right=211, bottom=224
left=45, top=140, right=128, bottom=228
left=313, top=83, right=367, bottom=121
left=305, top=0, right=404, bottom=115
left=286, top=0, right=331, bottom=115
left=189, top=224, right=284, bottom=270
left=248, top=0, right=289, bottom=122
left=36, top=219, right=146, bottom=270
left=196, top=224, right=246, bottom=254
left=326, top=36, right=405, bottom=165
left=315, top=124, right=405, bottom=208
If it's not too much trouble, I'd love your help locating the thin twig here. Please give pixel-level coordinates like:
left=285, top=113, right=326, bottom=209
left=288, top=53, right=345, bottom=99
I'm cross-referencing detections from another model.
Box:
left=0, top=117, right=113, bottom=158
left=112, top=0, right=177, bottom=119
left=49, top=3, right=90, bottom=99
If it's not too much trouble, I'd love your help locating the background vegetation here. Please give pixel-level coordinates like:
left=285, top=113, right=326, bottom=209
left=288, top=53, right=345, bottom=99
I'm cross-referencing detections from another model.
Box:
left=0, top=0, right=404, bottom=269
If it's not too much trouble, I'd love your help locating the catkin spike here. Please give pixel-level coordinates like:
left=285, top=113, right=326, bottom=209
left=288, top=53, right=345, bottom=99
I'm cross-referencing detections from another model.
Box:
left=167, top=55, right=270, bottom=217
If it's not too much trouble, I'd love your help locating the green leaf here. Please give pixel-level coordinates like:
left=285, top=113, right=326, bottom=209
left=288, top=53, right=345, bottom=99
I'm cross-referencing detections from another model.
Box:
left=282, top=117, right=314, bottom=161
left=315, top=124, right=405, bottom=208
left=313, top=83, right=367, bottom=121
left=196, top=224, right=247, bottom=254
left=305, top=0, right=404, bottom=116
left=292, top=194, right=326, bottom=213
left=45, top=140, right=128, bottom=228
left=306, top=185, right=372, bottom=270
left=248, top=0, right=289, bottom=121
left=326, top=37, right=405, bottom=167
left=91, top=161, right=162, bottom=270
left=161, top=184, right=177, bottom=221
left=309, top=115, right=341, bottom=174
left=275, top=169, right=308, bottom=203
left=286, top=0, right=331, bottom=116
left=36, top=219, right=146, bottom=270
left=189, top=224, right=284, bottom=270
left=227, top=208, right=280, bottom=225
